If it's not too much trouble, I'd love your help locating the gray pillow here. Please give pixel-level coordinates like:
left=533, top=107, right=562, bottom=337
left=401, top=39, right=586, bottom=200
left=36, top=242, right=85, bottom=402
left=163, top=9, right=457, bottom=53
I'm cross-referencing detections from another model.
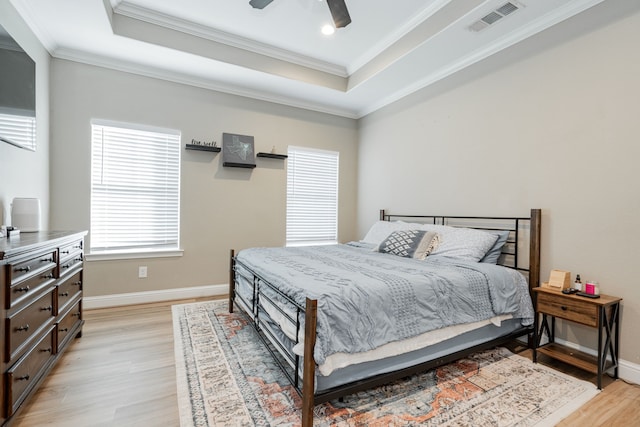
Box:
left=377, top=230, right=440, bottom=260
left=480, top=230, right=510, bottom=264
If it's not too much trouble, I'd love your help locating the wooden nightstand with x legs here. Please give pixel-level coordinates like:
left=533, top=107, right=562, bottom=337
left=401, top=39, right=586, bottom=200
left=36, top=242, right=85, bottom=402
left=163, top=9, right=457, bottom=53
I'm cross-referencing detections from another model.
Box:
left=532, top=287, right=622, bottom=389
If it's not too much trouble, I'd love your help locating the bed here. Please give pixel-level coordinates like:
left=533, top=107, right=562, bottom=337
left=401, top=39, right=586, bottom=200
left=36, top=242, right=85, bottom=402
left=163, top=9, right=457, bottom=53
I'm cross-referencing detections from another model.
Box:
left=229, top=209, right=541, bottom=426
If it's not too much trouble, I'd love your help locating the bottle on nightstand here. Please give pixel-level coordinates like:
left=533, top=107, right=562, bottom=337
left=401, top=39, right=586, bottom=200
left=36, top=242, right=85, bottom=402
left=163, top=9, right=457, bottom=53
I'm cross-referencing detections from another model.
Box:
left=574, top=274, right=582, bottom=292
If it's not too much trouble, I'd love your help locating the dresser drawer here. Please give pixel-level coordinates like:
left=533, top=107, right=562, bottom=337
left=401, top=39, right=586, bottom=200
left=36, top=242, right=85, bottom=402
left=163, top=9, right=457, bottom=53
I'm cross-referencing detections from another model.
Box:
left=6, top=289, right=55, bottom=363
left=56, top=270, right=82, bottom=315
left=59, top=239, right=83, bottom=278
left=537, top=292, right=598, bottom=327
left=8, top=265, right=56, bottom=309
left=6, top=327, right=55, bottom=416
left=59, top=239, right=83, bottom=259
left=59, top=252, right=83, bottom=278
left=57, top=300, right=82, bottom=352
left=7, top=250, right=57, bottom=287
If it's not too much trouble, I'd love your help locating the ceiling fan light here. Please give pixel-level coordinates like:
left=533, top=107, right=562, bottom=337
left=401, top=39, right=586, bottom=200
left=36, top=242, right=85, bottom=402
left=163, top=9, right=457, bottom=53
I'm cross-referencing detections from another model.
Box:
left=321, top=24, right=335, bottom=35
left=326, top=0, right=351, bottom=28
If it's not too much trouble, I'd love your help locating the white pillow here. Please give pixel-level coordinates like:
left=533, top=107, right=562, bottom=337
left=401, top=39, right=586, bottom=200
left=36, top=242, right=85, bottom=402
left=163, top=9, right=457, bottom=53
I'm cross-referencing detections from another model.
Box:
left=361, top=221, right=412, bottom=245
left=419, top=224, right=499, bottom=262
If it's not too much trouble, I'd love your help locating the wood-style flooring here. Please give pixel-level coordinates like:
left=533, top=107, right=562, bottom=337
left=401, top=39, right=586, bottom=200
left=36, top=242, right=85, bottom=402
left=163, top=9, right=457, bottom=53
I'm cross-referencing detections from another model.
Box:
left=11, top=298, right=640, bottom=426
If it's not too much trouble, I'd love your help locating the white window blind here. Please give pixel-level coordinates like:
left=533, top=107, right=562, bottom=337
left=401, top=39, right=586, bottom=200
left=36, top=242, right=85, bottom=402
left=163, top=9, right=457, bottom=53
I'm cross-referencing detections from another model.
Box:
left=90, top=120, right=181, bottom=253
left=0, top=111, right=36, bottom=151
left=286, top=146, right=339, bottom=246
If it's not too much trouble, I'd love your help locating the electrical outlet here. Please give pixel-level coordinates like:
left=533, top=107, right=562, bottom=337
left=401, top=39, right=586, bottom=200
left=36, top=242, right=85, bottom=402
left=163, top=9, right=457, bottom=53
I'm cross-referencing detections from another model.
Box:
left=138, top=266, right=147, bottom=278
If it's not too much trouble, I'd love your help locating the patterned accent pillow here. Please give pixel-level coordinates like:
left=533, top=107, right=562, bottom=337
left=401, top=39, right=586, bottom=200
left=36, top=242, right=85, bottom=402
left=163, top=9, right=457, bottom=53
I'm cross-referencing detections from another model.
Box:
left=377, top=230, right=440, bottom=260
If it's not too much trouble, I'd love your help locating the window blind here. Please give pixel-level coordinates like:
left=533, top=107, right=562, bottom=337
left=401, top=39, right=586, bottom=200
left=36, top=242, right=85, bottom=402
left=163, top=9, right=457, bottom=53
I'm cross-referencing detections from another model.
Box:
left=0, top=111, right=36, bottom=151
left=286, top=146, right=339, bottom=246
left=90, top=120, right=181, bottom=252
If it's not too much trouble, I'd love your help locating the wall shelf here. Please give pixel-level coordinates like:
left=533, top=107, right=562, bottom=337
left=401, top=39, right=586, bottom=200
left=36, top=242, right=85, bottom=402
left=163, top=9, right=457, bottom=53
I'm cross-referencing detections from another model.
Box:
left=185, top=144, right=221, bottom=152
left=223, top=162, right=256, bottom=169
left=257, top=152, right=288, bottom=159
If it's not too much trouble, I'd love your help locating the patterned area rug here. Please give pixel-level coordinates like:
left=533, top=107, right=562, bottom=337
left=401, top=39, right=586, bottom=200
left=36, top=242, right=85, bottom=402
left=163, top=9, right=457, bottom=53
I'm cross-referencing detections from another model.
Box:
left=172, top=300, right=598, bottom=426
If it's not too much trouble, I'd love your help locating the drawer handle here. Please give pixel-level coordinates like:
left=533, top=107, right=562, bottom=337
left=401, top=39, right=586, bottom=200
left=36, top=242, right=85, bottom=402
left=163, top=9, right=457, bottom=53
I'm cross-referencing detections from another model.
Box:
left=40, top=347, right=52, bottom=353
left=14, top=266, right=31, bottom=272
left=42, top=274, right=55, bottom=279
left=561, top=306, right=568, bottom=311
left=40, top=257, right=54, bottom=263
left=41, top=305, right=53, bottom=312
left=16, top=324, right=30, bottom=332
left=75, top=256, right=83, bottom=262
left=59, top=328, right=68, bottom=332
left=62, top=264, right=72, bottom=269
left=60, top=292, right=69, bottom=297
left=15, top=286, right=30, bottom=293
left=17, top=374, right=30, bottom=381
left=61, top=250, right=70, bottom=254
left=72, top=312, right=81, bottom=318
left=73, top=281, right=82, bottom=286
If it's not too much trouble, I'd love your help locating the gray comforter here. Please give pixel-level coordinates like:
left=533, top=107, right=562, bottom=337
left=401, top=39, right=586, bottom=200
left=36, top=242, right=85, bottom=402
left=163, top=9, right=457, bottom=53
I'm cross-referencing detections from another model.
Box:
left=236, top=243, right=534, bottom=365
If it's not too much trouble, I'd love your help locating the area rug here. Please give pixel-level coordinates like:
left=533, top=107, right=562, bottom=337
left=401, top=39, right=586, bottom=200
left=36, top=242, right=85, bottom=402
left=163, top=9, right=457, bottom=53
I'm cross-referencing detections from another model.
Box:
left=172, top=300, right=598, bottom=426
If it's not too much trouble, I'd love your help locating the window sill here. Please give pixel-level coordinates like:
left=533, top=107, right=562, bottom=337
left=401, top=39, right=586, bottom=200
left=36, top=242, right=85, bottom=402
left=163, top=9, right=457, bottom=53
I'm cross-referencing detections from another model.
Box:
left=86, top=248, right=184, bottom=262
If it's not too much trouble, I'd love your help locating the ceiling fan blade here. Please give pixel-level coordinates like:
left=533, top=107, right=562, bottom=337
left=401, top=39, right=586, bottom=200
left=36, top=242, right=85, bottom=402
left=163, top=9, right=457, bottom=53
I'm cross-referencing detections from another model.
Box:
left=249, top=0, right=274, bottom=9
left=326, top=0, right=351, bottom=28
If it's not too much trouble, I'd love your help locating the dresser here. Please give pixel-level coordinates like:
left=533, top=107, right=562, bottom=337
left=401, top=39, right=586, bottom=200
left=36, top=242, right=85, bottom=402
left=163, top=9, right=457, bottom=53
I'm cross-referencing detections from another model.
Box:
left=1, top=231, right=87, bottom=425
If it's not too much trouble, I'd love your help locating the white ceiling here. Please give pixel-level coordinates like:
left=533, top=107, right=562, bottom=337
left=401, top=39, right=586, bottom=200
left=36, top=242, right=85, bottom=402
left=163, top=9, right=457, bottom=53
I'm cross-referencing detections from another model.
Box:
left=10, top=0, right=606, bottom=118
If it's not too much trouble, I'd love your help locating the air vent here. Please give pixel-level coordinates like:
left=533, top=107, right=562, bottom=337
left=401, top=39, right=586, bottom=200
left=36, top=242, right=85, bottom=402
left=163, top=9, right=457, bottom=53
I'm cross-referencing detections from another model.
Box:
left=496, top=2, right=519, bottom=16
left=469, top=2, right=523, bottom=32
left=482, top=11, right=503, bottom=25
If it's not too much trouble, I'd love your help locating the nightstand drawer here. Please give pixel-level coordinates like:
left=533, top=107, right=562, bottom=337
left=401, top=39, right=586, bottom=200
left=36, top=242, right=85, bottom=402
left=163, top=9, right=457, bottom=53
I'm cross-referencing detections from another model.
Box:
left=537, top=292, right=598, bottom=327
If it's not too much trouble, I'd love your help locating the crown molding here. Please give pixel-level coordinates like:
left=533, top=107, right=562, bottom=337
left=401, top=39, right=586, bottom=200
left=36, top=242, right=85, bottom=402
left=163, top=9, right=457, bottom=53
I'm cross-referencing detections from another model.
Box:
left=347, top=0, right=452, bottom=75
left=357, top=0, right=607, bottom=117
left=52, top=47, right=359, bottom=119
left=7, top=0, right=57, bottom=54
left=113, top=1, right=349, bottom=78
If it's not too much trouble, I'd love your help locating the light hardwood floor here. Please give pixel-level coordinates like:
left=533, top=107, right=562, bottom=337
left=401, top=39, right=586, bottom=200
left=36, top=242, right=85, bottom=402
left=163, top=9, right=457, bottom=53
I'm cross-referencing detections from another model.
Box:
left=11, top=299, right=640, bottom=427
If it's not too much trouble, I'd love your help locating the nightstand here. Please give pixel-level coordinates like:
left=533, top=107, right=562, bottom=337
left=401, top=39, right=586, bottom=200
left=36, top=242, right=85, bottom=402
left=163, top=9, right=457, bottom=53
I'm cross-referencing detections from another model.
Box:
left=533, top=287, right=622, bottom=389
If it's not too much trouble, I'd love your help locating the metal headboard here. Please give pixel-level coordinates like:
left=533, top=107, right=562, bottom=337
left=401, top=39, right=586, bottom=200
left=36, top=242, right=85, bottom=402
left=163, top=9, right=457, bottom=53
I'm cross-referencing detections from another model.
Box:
left=380, top=209, right=542, bottom=291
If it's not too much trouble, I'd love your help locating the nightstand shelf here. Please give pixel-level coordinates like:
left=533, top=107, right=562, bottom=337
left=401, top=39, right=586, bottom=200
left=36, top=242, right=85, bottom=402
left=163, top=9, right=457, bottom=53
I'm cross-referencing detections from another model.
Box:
left=533, top=287, right=622, bottom=389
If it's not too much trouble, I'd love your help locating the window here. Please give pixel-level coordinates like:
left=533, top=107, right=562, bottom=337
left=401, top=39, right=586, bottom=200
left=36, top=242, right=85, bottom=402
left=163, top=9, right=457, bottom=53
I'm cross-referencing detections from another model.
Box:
left=90, top=120, right=181, bottom=254
left=286, top=146, right=339, bottom=246
left=0, top=109, right=36, bottom=151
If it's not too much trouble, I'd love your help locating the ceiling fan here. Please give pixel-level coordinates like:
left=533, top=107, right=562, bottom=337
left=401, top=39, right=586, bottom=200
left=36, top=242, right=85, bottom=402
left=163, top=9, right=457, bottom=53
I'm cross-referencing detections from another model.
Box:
left=249, top=0, right=352, bottom=28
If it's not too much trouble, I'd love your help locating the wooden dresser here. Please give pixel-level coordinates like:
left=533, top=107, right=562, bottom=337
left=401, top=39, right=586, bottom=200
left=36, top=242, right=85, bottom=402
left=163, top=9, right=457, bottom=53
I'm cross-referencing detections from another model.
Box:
left=0, top=231, right=87, bottom=425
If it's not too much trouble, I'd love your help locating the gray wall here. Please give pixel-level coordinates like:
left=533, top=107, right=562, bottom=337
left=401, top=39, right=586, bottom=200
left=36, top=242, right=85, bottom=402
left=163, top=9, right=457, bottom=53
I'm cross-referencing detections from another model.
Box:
left=49, top=59, right=358, bottom=297
left=0, top=1, right=50, bottom=228
left=358, top=3, right=640, bottom=368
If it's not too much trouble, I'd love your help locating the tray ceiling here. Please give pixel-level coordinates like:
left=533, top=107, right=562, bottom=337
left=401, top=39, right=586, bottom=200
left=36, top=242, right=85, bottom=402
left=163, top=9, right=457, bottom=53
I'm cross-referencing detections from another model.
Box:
left=10, top=0, right=607, bottom=118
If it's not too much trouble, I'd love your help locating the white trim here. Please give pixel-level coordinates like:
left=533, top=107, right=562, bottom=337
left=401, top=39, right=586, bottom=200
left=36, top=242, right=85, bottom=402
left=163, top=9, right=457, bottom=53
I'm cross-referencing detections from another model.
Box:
left=620, top=359, right=640, bottom=386
left=83, top=283, right=227, bottom=310
left=356, top=0, right=607, bottom=117
left=90, top=118, right=181, bottom=136
left=113, top=1, right=348, bottom=78
left=86, top=248, right=184, bottom=261
left=52, top=47, right=359, bottom=120
left=347, top=0, right=451, bottom=74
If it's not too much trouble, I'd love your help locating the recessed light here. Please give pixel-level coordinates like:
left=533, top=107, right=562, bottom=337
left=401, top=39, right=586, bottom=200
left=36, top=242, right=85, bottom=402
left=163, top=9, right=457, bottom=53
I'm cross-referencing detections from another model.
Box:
left=321, top=24, right=335, bottom=35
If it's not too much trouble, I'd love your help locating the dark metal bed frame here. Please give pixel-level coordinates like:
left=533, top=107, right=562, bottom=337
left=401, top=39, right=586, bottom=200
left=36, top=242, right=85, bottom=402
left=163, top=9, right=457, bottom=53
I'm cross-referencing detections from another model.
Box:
left=229, top=208, right=541, bottom=426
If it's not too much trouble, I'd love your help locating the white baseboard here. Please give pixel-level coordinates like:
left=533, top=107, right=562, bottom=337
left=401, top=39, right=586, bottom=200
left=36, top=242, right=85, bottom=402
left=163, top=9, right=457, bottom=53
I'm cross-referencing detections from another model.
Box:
left=83, top=284, right=228, bottom=310
left=555, top=338, right=640, bottom=386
